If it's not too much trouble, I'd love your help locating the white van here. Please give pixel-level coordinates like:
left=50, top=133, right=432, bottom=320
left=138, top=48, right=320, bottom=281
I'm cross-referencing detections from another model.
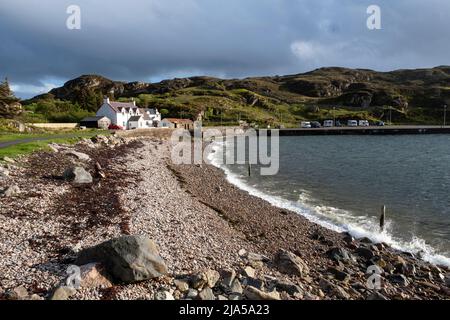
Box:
left=301, top=121, right=312, bottom=128
left=323, top=120, right=334, bottom=127
left=347, top=120, right=358, bottom=127
left=359, top=120, right=370, bottom=127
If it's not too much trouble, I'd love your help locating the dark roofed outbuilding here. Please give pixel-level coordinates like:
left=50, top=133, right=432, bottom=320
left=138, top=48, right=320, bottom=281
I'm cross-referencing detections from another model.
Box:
left=80, top=116, right=111, bottom=129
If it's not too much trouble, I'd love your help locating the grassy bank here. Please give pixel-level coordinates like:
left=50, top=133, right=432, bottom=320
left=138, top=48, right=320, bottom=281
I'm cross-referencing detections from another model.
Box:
left=0, top=130, right=109, bottom=159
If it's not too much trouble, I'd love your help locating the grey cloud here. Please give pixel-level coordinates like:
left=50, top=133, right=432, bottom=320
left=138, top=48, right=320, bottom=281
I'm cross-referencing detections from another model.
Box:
left=0, top=0, right=449, bottom=98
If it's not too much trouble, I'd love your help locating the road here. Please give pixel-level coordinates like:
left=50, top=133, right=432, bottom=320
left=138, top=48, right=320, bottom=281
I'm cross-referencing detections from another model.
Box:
left=273, top=125, right=450, bottom=136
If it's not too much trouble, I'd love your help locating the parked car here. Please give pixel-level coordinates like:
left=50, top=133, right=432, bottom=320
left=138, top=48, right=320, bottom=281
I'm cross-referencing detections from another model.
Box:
left=311, top=121, right=322, bottom=128
left=301, top=121, right=312, bottom=128
left=359, top=120, right=370, bottom=127
left=323, top=120, right=334, bottom=127
left=335, top=120, right=342, bottom=127
left=375, top=121, right=385, bottom=126
left=347, top=120, right=358, bottom=127
left=108, top=124, right=124, bottom=130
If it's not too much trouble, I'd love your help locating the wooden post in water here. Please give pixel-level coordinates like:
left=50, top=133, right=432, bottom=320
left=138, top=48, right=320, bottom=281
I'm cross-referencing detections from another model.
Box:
left=380, top=205, right=386, bottom=232
left=248, top=162, right=252, bottom=177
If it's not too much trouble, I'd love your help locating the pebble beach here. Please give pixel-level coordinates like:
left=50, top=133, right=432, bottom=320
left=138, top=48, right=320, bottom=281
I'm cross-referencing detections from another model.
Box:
left=0, top=133, right=449, bottom=300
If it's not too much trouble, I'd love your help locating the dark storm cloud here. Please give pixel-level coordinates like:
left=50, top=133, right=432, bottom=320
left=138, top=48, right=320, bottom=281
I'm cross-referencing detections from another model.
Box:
left=0, top=0, right=449, bottom=98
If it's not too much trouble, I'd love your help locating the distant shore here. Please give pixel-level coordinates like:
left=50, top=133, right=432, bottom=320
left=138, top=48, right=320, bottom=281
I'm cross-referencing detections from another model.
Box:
left=265, top=125, right=450, bottom=136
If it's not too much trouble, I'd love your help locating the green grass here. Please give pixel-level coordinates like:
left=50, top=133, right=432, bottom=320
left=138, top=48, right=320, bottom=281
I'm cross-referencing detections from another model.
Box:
left=0, top=129, right=107, bottom=142
left=0, top=130, right=109, bottom=160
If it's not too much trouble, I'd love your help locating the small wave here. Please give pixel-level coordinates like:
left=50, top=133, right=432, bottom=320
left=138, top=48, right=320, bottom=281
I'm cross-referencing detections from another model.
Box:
left=207, top=141, right=450, bottom=267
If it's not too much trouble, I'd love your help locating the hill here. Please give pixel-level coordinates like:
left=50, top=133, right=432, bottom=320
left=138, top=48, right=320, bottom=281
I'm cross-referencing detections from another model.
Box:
left=22, top=66, right=450, bottom=126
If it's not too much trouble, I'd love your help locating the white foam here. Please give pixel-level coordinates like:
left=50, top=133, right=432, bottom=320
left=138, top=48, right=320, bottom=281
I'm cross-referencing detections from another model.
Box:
left=207, top=140, right=450, bottom=267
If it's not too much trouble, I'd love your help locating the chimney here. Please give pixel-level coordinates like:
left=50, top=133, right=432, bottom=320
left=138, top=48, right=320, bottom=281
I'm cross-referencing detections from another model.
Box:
left=131, top=98, right=136, bottom=106
left=104, top=96, right=110, bottom=104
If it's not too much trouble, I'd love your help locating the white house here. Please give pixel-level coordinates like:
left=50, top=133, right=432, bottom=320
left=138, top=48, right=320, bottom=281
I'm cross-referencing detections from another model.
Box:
left=128, top=116, right=145, bottom=130
left=95, top=97, right=161, bottom=129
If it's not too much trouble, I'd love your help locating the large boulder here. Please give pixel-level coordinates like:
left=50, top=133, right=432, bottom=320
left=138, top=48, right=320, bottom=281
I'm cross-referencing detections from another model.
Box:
left=274, top=249, right=309, bottom=277
left=63, top=167, right=93, bottom=184
left=76, top=235, right=168, bottom=283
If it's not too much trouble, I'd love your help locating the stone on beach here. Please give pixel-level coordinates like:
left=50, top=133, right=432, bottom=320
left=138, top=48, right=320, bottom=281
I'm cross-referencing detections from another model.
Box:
left=66, top=150, right=91, bottom=162
left=1, top=184, right=20, bottom=197
left=355, top=247, right=375, bottom=260
left=154, top=290, right=175, bottom=300
left=186, top=289, right=199, bottom=299
left=190, top=269, right=220, bottom=289
left=174, top=279, right=190, bottom=292
left=270, top=279, right=303, bottom=296
left=51, top=286, right=77, bottom=300
left=198, top=287, right=215, bottom=300
left=319, top=279, right=350, bottom=299
left=0, top=166, right=9, bottom=177
left=2, top=156, right=15, bottom=164
left=75, top=235, right=168, bottom=283
left=5, top=285, right=28, bottom=300
left=244, top=286, right=281, bottom=300
left=219, top=269, right=236, bottom=288
left=63, top=166, right=93, bottom=184
left=274, top=249, right=309, bottom=277
left=205, top=269, right=220, bottom=288
left=78, top=263, right=113, bottom=289
left=367, top=291, right=389, bottom=300
left=242, top=266, right=256, bottom=278
left=230, top=279, right=243, bottom=294
left=388, top=274, right=410, bottom=287
left=327, top=247, right=352, bottom=262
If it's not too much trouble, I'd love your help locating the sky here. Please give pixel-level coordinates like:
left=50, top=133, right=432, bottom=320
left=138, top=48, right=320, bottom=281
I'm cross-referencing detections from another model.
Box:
left=0, top=0, right=449, bottom=98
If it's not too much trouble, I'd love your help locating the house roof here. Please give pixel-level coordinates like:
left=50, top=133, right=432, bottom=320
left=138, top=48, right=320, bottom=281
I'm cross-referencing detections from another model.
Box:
left=81, top=116, right=109, bottom=122
left=108, top=101, right=138, bottom=112
left=142, top=113, right=153, bottom=121
left=129, top=116, right=142, bottom=122
left=163, top=118, right=193, bottom=124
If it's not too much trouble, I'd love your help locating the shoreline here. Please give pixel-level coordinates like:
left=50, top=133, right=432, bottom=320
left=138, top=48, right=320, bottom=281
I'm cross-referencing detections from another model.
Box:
left=206, top=143, right=450, bottom=268
left=0, top=134, right=449, bottom=300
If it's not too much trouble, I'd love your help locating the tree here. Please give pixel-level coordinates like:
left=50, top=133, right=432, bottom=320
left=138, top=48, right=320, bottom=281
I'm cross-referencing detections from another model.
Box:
left=0, top=77, right=13, bottom=99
